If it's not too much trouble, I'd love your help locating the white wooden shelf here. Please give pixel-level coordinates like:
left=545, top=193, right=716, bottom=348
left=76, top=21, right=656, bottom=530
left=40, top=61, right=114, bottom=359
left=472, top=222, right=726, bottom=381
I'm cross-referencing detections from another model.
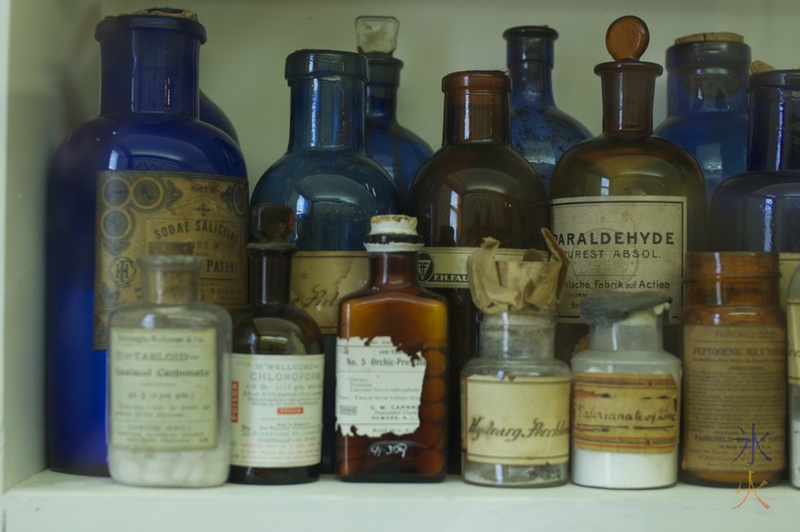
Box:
left=5, top=471, right=797, bottom=532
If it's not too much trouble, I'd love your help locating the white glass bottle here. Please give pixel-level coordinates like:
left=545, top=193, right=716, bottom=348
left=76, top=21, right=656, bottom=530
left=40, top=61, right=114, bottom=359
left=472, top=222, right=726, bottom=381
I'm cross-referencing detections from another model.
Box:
left=461, top=312, right=570, bottom=487
left=786, top=268, right=800, bottom=488
left=571, top=291, right=680, bottom=489
left=108, top=245, right=231, bottom=487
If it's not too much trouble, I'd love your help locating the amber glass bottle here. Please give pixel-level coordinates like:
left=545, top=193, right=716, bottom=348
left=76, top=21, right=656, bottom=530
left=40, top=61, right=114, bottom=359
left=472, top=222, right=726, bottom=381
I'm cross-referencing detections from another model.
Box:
left=336, top=215, right=448, bottom=482
left=681, top=252, right=786, bottom=488
left=229, top=205, right=324, bottom=484
left=548, top=16, right=706, bottom=359
left=405, top=71, right=548, bottom=472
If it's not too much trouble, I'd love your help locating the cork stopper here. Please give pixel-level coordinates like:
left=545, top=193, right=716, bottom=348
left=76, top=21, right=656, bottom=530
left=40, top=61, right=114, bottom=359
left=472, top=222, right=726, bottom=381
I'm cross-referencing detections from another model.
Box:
left=363, top=215, right=423, bottom=253
left=674, top=32, right=744, bottom=45
left=133, top=8, right=199, bottom=21
left=605, top=15, right=649, bottom=60
left=356, top=16, right=399, bottom=55
left=580, top=291, right=671, bottom=326
left=250, top=203, right=294, bottom=244
left=368, top=214, right=417, bottom=236
left=750, top=60, right=777, bottom=73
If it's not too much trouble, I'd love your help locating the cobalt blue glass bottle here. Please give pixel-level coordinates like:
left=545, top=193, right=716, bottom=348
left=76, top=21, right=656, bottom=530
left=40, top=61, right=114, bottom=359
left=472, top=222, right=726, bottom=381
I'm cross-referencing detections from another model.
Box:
left=504, top=26, right=591, bottom=191
left=249, top=49, right=400, bottom=472
left=200, top=90, right=240, bottom=144
left=46, top=9, right=248, bottom=476
left=356, top=16, right=433, bottom=206
left=655, top=33, right=750, bottom=201
left=709, top=69, right=800, bottom=302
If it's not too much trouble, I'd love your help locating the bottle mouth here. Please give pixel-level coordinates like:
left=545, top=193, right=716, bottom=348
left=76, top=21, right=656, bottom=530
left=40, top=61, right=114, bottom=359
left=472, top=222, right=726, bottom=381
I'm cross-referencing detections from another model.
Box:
left=747, top=69, right=800, bottom=91
left=665, top=40, right=750, bottom=70
left=594, top=60, right=663, bottom=77
left=95, top=13, right=207, bottom=43
left=503, top=26, right=557, bottom=68
left=442, top=71, right=510, bottom=92
left=285, top=49, right=368, bottom=80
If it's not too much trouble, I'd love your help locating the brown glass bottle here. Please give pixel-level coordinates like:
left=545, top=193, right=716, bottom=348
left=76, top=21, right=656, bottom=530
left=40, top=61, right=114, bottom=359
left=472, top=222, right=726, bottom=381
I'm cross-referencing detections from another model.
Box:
left=681, top=252, right=786, bottom=488
left=548, top=16, right=707, bottom=360
left=228, top=205, right=324, bottom=485
left=336, top=215, right=448, bottom=482
left=405, top=71, right=548, bottom=473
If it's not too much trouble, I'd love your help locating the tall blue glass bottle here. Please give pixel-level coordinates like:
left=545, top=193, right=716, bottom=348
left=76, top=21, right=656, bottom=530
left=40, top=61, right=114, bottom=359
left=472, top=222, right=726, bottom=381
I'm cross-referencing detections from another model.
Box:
left=357, top=16, right=433, bottom=206
left=655, top=33, right=750, bottom=201
left=504, top=26, right=591, bottom=191
left=249, top=49, right=400, bottom=472
left=709, top=69, right=800, bottom=302
left=200, top=91, right=239, bottom=144
left=46, top=10, right=247, bottom=476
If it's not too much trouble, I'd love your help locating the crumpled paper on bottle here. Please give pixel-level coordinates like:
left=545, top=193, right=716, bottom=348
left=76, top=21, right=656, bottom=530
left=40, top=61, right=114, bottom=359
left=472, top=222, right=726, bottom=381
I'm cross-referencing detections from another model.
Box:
left=466, top=228, right=570, bottom=314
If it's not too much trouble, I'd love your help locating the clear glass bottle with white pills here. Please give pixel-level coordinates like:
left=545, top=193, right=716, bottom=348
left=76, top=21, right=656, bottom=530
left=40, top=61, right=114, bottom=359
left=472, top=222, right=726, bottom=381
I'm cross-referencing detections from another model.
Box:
left=571, top=291, right=681, bottom=489
left=461, top=312, right=570, bottom=487
left=107, top=243, right=231, bottom=487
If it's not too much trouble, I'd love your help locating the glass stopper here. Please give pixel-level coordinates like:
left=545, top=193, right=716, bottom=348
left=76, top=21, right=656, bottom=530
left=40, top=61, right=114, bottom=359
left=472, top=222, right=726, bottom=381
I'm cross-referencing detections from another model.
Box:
left=356, top=16, right=399, bottom=55
left=605, top=15, right=649, bottom=60
left=251, top=203, right=294, bottom=244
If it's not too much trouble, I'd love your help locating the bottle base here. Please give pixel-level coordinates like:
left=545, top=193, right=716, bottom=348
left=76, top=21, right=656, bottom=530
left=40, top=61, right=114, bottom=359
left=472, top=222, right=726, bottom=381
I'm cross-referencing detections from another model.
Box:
left=463, top=460, right=567, bottom=488
left=228, top=464, right=320, bottom=485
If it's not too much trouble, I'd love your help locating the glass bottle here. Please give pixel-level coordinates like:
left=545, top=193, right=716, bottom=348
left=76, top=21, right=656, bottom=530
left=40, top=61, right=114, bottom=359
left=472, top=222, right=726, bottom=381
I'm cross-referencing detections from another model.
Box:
left=250, top=49, right=400, bottom=472
left=681, top=252, right=786, bottom=488
left=571, top=291, right=680, bottom=489
left=200, top=90, right=239, bottom=144
left=357, top=16, right=434, bottom=205
left=405, top=70, right=548, bottom=473
left=336, top=215, right=448, bottom=482
left=654, top=33, right=750, bottom=201
left=709, top=69, right=800, bottom=305
left=504, top=26, right=592, bottom=191
left=548, top=16, right=706, bottom=360
left=228, top=205, right=324, bottom=485
left=45, top=9, right=248, bottom=476
left=461, top=312, right=570, bottom=487
left=107, top=242, right=232, bottom=487
left=787, top=266, right=800, bottom=489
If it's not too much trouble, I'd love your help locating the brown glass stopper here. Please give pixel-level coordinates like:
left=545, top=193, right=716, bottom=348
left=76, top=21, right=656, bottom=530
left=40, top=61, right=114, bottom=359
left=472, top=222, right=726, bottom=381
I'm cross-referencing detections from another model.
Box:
left=674, top=32, right=744, bottom=45
left=148, top=241, right=194, bottom=256
left=251, top=203, right=294, bottom=244
left=605, top=15, right=649, bottom=60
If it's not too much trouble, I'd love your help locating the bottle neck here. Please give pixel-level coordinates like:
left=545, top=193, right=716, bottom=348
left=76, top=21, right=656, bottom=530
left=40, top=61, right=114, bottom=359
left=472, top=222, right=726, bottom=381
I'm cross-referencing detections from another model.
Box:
left=588, top=310, right=664, bottom=352
left=479, top=312, right=555, bottom=360
left=666, top=65, right=748, bottom=116
left=367, top=251, right=420, bottom=289
left=99, top=28, right=201, bottom=117
left=249, top=247, right=292, bottom=305
left=443, top=87, right=510, bottom=144
left=366, top=83, right=398, bottom=121
left=747, top=83, right=800, bottom=172
left=597, top=62, right=661, bottom=135
left=287, top=75, right=365, bottom=152
left=142, top=269, right=200, bottom=305
left=508, top=62, right=555, bottom=106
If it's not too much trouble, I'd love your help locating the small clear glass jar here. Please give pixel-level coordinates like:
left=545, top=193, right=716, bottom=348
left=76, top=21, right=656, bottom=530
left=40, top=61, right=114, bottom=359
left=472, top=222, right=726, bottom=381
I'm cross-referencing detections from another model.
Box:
left=571, top=291, right=680, bottom=489
left=461, top=311, right=570, bottom=487
left=108, top=250, right=232, bottom=487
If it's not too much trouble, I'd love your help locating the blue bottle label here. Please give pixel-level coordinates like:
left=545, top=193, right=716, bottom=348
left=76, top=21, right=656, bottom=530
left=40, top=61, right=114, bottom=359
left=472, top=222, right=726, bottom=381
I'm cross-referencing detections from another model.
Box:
left=94, top=171, right=248, bottom=349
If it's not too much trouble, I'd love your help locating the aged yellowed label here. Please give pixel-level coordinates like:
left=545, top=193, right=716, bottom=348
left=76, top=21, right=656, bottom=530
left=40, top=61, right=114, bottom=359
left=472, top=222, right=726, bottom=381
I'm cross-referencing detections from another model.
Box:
left=109, top=327, right=218, bottom=450
left=464, top=375, right=570, bottom=465
left=550, top=196, right=687, bottom=322
left=789, top=301, right=800, bottom=386
left=94, top=171, right=248, bottom=349
left=778, top=252, right=800, bottom=308
left=417, top=247, right=528, bottom=289
left=682, top=324, right=786, bottom=473
left=289, top=251, right=369, bottom=334
left=572, top=371, right=679, bottom=453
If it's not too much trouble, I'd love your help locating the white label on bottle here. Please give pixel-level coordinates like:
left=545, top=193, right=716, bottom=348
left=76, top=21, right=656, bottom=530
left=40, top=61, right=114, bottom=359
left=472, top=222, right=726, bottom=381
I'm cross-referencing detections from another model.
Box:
left=550, top=196, right=687, bottom=322
left=229, top=353, right=324, bottom=467
left=778, top=252, right=800, bottom=309
left=109, top=327, right=218, bottom=450
left=336, top=336, right=426, bottom=437
left=417, top=247, right=529, bottom=289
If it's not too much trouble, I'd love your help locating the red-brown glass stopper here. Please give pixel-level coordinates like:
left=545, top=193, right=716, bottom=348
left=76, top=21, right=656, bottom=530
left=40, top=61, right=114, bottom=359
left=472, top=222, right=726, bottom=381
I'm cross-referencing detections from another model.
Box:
left=605, top=15, right=649, bottom=60
left=251, top=203, right=294, bottom=244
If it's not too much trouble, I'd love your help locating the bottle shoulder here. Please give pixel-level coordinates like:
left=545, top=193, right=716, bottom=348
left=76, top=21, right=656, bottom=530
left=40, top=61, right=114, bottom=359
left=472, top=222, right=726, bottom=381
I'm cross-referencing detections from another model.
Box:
left=230, top=304, right=324, bottom=354
left=110, top=302, right=232, bottom=330
left=510, top=105, right=593, bottom=141
left=461, top=357, right=570, bottom=377
left=654, top=114, right=749, bottom=145
left=340, top=286, right=448, bottom=308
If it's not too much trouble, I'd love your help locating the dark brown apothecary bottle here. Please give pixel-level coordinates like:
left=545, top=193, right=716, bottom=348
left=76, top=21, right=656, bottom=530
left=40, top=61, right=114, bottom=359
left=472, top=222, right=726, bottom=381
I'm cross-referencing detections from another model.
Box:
left=405, top=71, right=548, bottom=473
left=336, top=215, right=448, bottom=482
left=548, top=16, right=707, bottom=361
left=681, top=252, right=786, bottom=487
left=228, top=205, right=325, bottom=485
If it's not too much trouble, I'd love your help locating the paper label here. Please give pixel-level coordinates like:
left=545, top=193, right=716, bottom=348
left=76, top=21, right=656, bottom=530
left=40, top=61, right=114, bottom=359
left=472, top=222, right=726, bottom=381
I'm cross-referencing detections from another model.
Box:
left=230, top=353, right=324, bottom=467
left=550, top=196, right=686, bottom=322
left=417, top=247, right=528, bottom=289
left=336, top=336, right=426, bottom=437
left=289, top=251, right=369, bottom=334
left=778, top=252, right=800, bottom=308
left=109, top=328, right=218, bottom=450
left=572, top=371, right=679, bottom=453
left=789, top=302, right=800, bottom=386
left=463, top=375, right=570, bottom=465
left=682, top=324, right=786, bottom=473
left=95, top=171, right=248, bottom=349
